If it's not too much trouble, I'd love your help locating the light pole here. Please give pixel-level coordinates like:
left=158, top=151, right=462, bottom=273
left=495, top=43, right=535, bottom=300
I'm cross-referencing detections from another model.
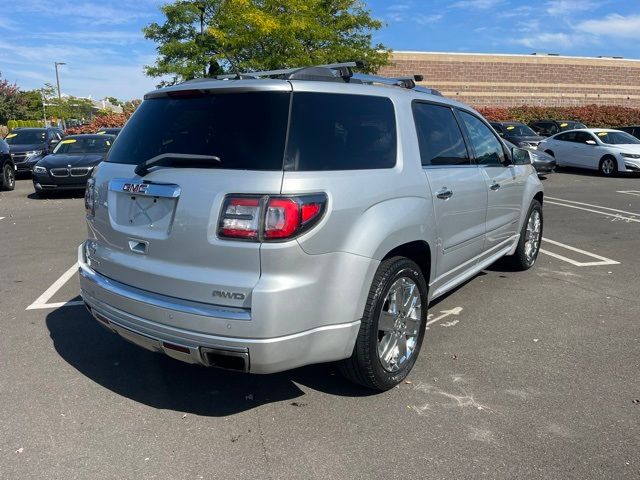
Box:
left=54, top=61, right=66, bottom=130
left=40, top=90, right=46, bottom=127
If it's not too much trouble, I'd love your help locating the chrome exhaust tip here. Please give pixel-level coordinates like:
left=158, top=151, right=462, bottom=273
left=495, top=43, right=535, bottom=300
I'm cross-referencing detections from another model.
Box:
left=201, top=347, right=249, bottom=372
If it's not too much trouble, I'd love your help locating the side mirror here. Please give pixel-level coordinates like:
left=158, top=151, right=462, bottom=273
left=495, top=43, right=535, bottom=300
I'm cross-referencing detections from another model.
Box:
left=586, top=140, right=597, bottom=145
left=511, top=147, right=532, bottom=165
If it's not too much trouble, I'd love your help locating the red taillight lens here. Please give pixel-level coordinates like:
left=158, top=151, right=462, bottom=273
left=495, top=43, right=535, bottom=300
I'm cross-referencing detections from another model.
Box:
left=219, top=194, right=326, bottom=241
left=219, top=197, right=261, bottom=239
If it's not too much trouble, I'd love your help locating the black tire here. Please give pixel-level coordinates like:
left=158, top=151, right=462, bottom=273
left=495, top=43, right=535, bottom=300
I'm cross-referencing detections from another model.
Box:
left=599, top=156, right=618, bottom=177
left=1, top=162, right=15, bottom=191
left=504, top=200, right=543, bottom=271
left=339, top=256, right=428, bottom=391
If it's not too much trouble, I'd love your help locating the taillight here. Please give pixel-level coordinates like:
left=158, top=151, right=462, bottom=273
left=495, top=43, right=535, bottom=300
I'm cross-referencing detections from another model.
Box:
left=219, top=197, right=261, bottom=240
left=84, top=177, right=95, bottom=216
left=219, top=194, right=327, bottom=242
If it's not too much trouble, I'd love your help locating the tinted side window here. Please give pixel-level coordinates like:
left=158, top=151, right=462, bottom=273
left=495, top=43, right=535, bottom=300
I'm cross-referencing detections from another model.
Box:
left=555, top=132, right=576, bottom=142
left=459, top=111, right=506, bottom=166
left=574, top=132, right=595, bottom=143
left=413, top=103, right=469, bottom=166
left=286, top=93, right=396, bottom=171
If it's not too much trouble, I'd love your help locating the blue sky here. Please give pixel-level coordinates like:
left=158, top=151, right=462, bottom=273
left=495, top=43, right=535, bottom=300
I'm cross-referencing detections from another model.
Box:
left=1, top=0, right=639, bottom=100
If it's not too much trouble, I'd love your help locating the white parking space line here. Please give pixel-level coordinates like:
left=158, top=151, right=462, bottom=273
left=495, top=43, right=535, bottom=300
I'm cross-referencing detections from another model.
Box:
left=617, top=190, right=640, bottom=197
left=539, top=238, right=620, bottom=267
left=26, top=263, right=84, bottom=310
left=545, top=198, right=640, bottom=224
left=0, top=217, right=5, bottom=221
left=546, top=196, right=640, bottom=216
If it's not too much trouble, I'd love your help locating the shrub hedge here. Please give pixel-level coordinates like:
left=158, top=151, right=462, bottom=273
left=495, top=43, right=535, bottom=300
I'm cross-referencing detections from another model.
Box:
left=7, top=119, right=44, bottom=130
left=476, top=105, right=640, bottom=128
left=65, top=113, right=129, bottom=135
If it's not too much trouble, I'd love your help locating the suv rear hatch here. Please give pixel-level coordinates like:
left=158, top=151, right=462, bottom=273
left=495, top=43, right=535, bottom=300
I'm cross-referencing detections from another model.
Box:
left=87, top=82, right=291, bottom=308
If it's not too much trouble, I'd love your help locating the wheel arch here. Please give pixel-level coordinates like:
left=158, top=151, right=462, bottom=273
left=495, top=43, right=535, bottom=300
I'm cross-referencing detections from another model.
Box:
left=381, top=240, right=432, bottom=284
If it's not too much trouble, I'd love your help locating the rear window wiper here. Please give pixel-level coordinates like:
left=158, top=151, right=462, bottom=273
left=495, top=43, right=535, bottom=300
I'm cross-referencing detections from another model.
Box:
left=134, top=153, right=222, bottom=176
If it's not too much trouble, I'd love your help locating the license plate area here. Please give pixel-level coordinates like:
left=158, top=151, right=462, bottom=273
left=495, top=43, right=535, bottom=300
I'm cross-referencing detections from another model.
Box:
left=108, top=179, right=181, bottom=239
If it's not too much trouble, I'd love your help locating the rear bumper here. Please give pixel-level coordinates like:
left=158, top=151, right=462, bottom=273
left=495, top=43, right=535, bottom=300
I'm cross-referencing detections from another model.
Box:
left=78, top=245, right=361, bottom=373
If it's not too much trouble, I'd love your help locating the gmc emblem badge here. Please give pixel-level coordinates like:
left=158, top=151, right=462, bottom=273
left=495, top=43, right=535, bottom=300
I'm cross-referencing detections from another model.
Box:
left=122, top=183, right=148, bottom=194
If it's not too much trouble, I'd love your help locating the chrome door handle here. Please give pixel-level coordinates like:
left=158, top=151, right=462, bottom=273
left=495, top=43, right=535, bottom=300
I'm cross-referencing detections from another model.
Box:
left=436, top=188, right=453, bottom=200
left=490, top=182, right=501, bottom=191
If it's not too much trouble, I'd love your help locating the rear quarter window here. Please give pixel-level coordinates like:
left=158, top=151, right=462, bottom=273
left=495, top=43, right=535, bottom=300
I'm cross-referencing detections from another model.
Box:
left=285, top=93, right=396, bottom=171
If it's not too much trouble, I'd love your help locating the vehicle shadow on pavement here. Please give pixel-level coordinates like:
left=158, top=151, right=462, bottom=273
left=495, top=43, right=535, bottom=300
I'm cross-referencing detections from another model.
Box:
left=45, top=307, right=376, bottom=417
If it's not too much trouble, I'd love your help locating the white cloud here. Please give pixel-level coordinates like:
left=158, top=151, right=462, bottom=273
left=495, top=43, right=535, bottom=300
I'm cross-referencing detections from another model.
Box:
left=385, top=4, right=442, bottom=25
left=450, top=0, right=505, bottom=10
left=545, top=0, right=599, bottom=16
left=576, top=14, right=640, bottom=39
left=513, top=32, right=593, bottom=50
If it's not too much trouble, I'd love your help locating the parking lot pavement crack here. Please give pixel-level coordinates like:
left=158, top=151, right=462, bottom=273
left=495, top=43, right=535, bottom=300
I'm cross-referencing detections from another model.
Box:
left=254, top=410, right=273, bottom=479
left=542, top=275, right=640, bottom=306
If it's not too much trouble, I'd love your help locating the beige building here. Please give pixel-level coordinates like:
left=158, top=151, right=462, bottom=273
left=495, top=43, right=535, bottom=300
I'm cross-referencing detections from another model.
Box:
left=379, top=51, right=640, bottom=108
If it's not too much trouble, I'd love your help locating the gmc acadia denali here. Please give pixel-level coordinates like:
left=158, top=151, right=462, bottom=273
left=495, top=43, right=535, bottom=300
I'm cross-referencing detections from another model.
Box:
left=79, top=63, right=543, bottom=390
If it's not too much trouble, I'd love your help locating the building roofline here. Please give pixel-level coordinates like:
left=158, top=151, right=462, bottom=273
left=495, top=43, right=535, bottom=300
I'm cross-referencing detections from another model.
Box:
left=392, top=51, right=640, bottom=63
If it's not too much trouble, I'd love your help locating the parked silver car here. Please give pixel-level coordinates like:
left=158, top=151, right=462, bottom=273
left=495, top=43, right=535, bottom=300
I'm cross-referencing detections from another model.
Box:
left=538, top=128, right=640, bottom=176
left=79, top=63, right=544, bottom=390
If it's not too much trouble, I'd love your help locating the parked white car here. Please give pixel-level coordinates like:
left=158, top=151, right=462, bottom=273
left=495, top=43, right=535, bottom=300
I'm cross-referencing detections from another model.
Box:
left=538, top=128, right=640, bottom=176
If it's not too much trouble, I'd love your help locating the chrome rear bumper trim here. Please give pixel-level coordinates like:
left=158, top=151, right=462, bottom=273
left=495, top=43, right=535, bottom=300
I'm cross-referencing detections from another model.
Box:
left=79, top=255, right=251, bottom=321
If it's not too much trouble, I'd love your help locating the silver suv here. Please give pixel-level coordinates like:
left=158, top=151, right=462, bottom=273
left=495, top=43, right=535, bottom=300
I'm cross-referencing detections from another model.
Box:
left=79, top=63, right=543, bottom=391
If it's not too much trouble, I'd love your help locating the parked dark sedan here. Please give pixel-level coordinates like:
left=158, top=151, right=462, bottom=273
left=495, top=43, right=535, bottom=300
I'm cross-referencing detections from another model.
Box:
left=618, top=126, right=640, bottom=140
left=529, top=119, right=586, bottom=137
left=504, top=139, right=555, bottom=176
left=32, top=134, right=114, bottom=195
left=3, top=127, right=64, bottom=172
left=1, top=138, right=16, bottom=191
left=490, top=121, right=545, bottom=148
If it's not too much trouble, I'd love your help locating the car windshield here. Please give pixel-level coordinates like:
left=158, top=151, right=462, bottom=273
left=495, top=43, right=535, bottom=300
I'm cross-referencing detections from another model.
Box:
left=504, top=124, right=536, bottom=136
left=4, top=130, right=46, bottom=145
left=595, top=131, right=640, bottom=145
left=559, top=121, right=586, bottom=131
left=53, top=136, right=113, bottom=154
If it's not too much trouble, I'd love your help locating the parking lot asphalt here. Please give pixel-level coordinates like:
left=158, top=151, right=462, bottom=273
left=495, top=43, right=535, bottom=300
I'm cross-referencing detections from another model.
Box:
left=1, top=170, right=639, bottom=480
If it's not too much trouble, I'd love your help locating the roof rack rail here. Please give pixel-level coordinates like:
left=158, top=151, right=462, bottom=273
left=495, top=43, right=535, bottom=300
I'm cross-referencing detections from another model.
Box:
left=183, top=60, right=441, bottom=96
left=352, top=73, right=425, bottom=89
left=215, top=61, right=366, bottom=81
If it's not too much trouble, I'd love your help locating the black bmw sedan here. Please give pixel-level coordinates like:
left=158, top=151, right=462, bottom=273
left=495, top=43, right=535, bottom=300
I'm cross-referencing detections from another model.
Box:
left=32, top=134, right=114, bottom=195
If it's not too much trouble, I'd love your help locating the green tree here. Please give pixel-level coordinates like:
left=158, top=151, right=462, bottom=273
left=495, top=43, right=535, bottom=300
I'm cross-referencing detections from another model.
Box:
left=20, top=89, right=48, bottom=121
left=0, top=72, right=26, bottom=124
left=40, top=83, right=94, bottom=121
left=143, top=0, right=390, bottom=85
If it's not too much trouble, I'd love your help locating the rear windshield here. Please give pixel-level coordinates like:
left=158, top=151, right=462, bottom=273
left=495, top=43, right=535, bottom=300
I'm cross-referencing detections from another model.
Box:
left=107, top=92, right=290, bottom=170
left=107, top=91, right=396, bottom=171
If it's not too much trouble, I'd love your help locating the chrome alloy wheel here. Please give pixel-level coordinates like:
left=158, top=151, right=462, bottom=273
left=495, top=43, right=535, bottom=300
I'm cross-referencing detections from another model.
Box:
left=4, top=165, right=14, bottom=189
left=524, top=209, right=541, bottom=265
left=377, top=277, right=422, bottom=372
left=601, top=158, right=615, bottom=175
